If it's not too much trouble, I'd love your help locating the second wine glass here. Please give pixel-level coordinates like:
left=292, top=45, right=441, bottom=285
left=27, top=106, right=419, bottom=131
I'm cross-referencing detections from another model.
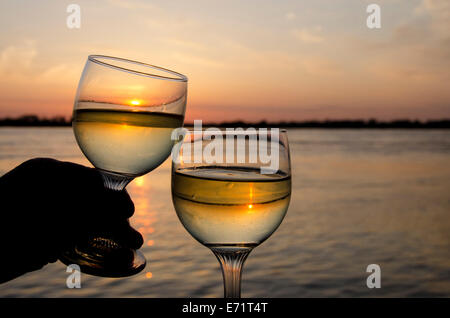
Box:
left=171, top=129, right=291, bottom=297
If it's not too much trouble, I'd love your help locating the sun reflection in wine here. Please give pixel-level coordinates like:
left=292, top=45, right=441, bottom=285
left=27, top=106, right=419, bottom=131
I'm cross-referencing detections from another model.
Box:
left=248, top=183, right=254, bottom=213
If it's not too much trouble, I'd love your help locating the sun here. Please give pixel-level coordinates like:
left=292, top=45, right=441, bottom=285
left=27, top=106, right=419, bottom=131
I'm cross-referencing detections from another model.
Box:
left=130, top=99, right=141, bottom=106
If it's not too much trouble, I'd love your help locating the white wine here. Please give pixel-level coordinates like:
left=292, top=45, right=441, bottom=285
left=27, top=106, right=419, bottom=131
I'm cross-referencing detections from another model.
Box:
left=172, top=167, right=291, bottom=248
left=73, top=108, right=183, bottom=176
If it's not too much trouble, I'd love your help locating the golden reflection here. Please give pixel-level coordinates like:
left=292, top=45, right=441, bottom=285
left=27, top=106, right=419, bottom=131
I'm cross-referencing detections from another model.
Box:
left=128, top=177, right=158, bottom=251
left=138, top=227, right=146, bottom=234
left=134, top=176, right=145, bottom=187
left=247, top=184, right=254, bottom=212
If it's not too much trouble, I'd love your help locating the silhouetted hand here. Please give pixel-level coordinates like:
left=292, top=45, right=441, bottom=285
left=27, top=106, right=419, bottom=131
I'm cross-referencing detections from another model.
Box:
left=0, top=158, right=143, bottom=283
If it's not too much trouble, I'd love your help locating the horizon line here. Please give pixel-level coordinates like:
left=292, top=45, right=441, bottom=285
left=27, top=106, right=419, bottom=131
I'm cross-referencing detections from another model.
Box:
left=1, top=114, right=450, bottom=129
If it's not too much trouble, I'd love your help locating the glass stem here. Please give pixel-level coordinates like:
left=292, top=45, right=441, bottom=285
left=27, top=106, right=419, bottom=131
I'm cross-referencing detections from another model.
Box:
left=100, top=170, right=133, bottom=191
left=211, top=247, right=251, bottom=298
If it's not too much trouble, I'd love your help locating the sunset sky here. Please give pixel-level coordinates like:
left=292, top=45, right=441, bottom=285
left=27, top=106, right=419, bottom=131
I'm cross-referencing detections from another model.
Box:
left=0, top=0, right=449, bottom=122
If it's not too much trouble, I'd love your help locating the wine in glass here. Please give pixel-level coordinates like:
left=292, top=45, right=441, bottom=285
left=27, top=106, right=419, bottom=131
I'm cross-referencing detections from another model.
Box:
left=60, top=55, right=187, bottom=277
left=171, top=129, right=291, bottom=297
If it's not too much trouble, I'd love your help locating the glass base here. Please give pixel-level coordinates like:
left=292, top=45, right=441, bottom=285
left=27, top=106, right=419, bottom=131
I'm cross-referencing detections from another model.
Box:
left=59, top=237, right=146, bottom=277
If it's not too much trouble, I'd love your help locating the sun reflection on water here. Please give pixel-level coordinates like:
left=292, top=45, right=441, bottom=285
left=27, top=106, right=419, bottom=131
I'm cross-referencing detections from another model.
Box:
left=134, top=176, right=145, bottom=187
left=128, top=175, right=158, bottom=251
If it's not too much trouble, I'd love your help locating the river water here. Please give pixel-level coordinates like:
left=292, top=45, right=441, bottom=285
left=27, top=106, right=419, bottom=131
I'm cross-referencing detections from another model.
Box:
left=0, top=127, right=449, bottom=297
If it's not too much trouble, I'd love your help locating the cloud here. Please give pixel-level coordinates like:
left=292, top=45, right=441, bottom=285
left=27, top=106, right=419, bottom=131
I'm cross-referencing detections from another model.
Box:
left=0, top=40, right=78, bottom=85
left=301, top=57, right=340, bottom=77
left=39, top=64, right=79, bottom=83
left=350, top=0, right=450, bottom=76
left=0, top=40, right=37, bottom=76
left=292, top=27, right=324, bottom=44
left=285, top=12, right=296, bottom=21
left=161, top=38, right=209, bottom=51
left=170, top=52, right=224, bottom=68
left=415, top=0, right=450, bottom=36
left=105, top=0, right=155, bottom=10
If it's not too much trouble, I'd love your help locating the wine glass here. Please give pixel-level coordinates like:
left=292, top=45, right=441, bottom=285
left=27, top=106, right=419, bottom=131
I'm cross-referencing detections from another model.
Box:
left=171, top=129, right=291, bottom=297
left=59, top=55, right=187, bottom=277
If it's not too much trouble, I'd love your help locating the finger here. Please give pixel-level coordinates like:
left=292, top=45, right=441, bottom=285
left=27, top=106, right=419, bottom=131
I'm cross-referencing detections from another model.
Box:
left=119, top=225, right=144, bottom=249
left=99, top=189, right=135, bottom=219
left=108, top=221, right=144, bottom=249
left=89, top=218, right=143, bottom=249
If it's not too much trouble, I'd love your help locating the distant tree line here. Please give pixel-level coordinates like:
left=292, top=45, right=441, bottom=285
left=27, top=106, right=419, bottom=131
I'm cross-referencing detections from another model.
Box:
left=1, top=114, right=450, bottom=128
left=0, top=115, right=70, bottom=126
left=186, top=119, right=450, bottom=129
